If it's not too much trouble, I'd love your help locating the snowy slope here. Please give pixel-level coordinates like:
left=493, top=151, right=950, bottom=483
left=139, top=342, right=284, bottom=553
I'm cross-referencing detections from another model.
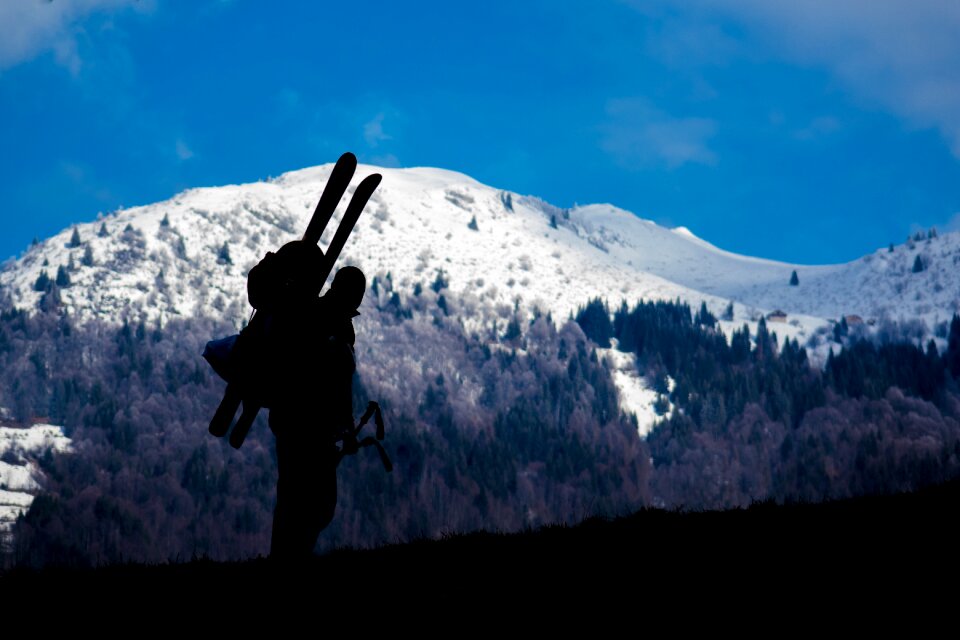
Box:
left=597, top=343, right=675, bottom=436
left=0, top=422, right=72, bottom=547
left=1, top=161, right=958, bottom=429
left=3, top=162, right=952, bottom=339
left=557, top=204, right=959, bottom=329
left=0, top=163, right=836, bottom=335
left=0, top=165, right=729, bottom=332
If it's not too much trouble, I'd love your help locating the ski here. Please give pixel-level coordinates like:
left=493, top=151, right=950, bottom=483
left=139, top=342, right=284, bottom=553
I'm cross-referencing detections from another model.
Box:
left=313, top=172, right=382, bottom=295
left=208, top=383, right=242, bottom=437
left=228, top=398, right=260, bottom=448
left=302, top=152, right=358, bottom=245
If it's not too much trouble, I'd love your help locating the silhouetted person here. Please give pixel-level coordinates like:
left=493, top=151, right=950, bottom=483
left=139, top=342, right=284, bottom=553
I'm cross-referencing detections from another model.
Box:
left=262, top=245, right=366, bottom=561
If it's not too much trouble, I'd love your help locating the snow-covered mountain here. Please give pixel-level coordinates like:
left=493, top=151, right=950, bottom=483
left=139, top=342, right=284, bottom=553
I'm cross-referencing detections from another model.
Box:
left=2, top=163, right=958, bottom=558
left=1, top=162, right=957, bottom=353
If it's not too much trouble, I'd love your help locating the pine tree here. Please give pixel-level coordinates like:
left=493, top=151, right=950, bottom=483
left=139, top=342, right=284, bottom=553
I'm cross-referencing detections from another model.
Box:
left=217, top=242, right=232, bottom=265
left=550, top=214, right=558, bottom=229
left=504, top=316, right=522, bottom=341
left=789, top=270, right=799, bottom=286
left=431, top=270, right=448, bottom=293
left=34, top=270, right=51, bottom=292
left=160, top=213, right=170, bottom=228
left=575, top=298, right=613, bottom=347
left=82, top=245, right=95, bottom=267
left=55, top=265, right=71, bottom=287
left=653, top=394, right=670, bottom=416
left=912, top=255, right=925, bottom=273
left=888, top=243, right=894, bottom=253
left=695, top=301, right=716, bottom=327
left=754, top=316, right=773, bottom=360
left=98, top=222, right=109, bottom=237
left=468, top=216, right=479, bottom=231
left=174, top=236, right=187, bottom=260
left=947, top=314, right=960, bottom=378
left=69, top=227, right=81, bottom=248
left=833, top=316, right=849, bottom=342
left=722, top=301, right=734, bottom=321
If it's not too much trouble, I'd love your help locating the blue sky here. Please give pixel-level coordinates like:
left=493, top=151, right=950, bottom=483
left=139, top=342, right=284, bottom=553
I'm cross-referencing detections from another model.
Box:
left=1, top=0, right=959, bottom=265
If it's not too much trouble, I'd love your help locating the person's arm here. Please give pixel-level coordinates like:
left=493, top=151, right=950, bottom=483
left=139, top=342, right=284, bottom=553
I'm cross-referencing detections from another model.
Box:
left=328, top=340, right=357, bottom=435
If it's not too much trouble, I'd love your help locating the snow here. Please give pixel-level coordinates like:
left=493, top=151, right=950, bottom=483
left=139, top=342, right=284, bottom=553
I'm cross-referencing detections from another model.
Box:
left=0, top=425, right=72, bottom=459
left=598, top=345, right=674, bottom=437
left=5, top=161, right=956, bottom=341
left=0, top=423, right=72, bottom=547
left=0, top=490, right=33, bottom=540
left=0, top=461, right=39, bottom=492
left=0, top=160, right=958, bottom=444
left=0, top=162, right=818, bottom=336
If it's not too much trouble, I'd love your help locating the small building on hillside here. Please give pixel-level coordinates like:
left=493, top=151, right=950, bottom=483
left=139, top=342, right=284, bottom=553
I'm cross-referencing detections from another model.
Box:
left=766, top=310, right=788, bottom=323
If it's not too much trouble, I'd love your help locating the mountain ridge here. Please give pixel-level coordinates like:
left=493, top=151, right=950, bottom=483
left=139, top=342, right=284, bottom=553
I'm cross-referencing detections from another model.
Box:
left=1, top=161, right=956, bottom=357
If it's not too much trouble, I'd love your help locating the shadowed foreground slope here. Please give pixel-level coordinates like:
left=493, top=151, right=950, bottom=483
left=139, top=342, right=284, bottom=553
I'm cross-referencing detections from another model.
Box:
left=4, top=478, right=958, bottom=611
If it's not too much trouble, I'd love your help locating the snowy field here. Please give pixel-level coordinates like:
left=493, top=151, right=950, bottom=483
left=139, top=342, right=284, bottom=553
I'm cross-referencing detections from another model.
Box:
left=0, top=423, right=72, bottom=548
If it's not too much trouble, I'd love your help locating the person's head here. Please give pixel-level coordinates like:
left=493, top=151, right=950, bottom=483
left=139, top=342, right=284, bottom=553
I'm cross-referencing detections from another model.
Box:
left=328, top=266, right=366, bottom=312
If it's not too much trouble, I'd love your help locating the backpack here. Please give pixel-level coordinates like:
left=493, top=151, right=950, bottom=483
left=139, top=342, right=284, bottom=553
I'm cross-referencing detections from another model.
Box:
left=247, top=241, right=325, bottom=311
left=204, top=242, right=320, bottom=413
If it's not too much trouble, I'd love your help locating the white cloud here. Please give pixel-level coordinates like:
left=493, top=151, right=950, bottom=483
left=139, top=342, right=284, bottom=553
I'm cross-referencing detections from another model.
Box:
left=175, top=139, right=193, bottom=161
left=58, top=159, right=114, bottom=201
left=642, top=0, right=960, bottom=157
left=363, top=112, right=391, bottom=148
left=600, top=98, right=718, bottom=169
left=369, top=153, right=401, bottom=168
left=60, top=160, right=86, bottom=183
left=0, top=0, right=143, bottom=74
left=944, top=212, right=960, bottom=233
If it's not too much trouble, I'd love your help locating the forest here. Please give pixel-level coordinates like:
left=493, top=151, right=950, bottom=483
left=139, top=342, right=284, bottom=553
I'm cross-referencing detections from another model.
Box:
left=577, top=297, right=960, bottom=507
left=3, top=281, right=960, bottom=567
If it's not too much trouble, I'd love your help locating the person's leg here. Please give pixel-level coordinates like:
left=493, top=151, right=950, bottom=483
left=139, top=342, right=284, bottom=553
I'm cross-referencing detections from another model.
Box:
left=302, top=446, right=338, bottom=547
left=270, top=427, right=295, bottom=560
left=270, top=420, right=338, bottom=560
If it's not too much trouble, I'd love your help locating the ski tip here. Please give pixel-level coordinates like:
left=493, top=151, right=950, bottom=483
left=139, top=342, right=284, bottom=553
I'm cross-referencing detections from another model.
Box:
left=359, top=173, right=383, bottom=190
left=337, top=151, right=358, bottom=166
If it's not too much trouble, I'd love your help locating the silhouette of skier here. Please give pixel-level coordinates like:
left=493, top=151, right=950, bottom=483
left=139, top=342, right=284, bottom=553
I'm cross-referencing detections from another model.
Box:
left=265, top=253, right=366, bottom=560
